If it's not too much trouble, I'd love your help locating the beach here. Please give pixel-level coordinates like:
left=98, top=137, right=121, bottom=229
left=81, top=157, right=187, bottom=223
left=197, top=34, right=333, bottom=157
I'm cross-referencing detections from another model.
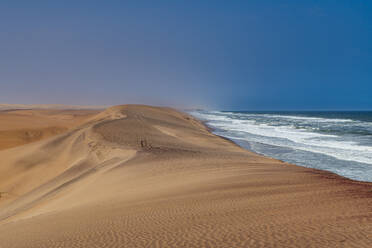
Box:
left=190, top=110, right=372, bottom=182
left=0, top=105, right=371, bottom=247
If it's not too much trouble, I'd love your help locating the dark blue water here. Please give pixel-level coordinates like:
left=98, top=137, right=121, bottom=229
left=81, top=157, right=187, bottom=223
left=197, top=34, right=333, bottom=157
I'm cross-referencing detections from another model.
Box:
left=190, top=110, right=372, bottom=182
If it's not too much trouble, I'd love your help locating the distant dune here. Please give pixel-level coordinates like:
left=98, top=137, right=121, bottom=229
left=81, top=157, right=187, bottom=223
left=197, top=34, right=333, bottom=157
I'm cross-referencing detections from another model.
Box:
left=0, top=109, right=101, bottom=150
left=0, top=105, right=371, bottom=247
left=0, top=104, right=107, bottom=111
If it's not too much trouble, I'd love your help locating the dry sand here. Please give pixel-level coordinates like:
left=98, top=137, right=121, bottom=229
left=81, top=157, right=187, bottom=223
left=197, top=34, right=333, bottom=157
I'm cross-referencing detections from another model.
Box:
left=0, top=109, right=101, bottom=150
left=0, top=105, right=371, bottom=248
left=0, top=104, right=106, bottom=111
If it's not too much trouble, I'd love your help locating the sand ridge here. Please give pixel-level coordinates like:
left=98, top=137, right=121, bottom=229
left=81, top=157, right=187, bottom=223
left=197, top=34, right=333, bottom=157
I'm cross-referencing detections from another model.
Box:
left=0, top=109, right=101, bottom=150
left=0, top=105, right=371, bottom=247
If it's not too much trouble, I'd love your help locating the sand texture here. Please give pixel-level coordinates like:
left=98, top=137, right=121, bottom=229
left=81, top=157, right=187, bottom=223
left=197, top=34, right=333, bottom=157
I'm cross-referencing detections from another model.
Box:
left=0, top=109, right=101, bottom=151
left=0, top=104, right=106, bottom=111
left=0, top=105, right=371, bottom=248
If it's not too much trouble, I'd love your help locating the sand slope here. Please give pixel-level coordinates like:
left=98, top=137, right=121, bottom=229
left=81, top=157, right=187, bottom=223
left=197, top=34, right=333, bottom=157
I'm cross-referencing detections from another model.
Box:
left=0, top=105, right=371, bottom=248
left=0, top=109, right=100, bottom=150
left=0, top=104, right=106, bottom=111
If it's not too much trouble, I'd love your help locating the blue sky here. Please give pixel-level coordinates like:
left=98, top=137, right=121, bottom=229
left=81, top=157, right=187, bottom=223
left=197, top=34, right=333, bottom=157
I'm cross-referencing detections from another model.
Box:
left=1, top=1, right=371, bottom=110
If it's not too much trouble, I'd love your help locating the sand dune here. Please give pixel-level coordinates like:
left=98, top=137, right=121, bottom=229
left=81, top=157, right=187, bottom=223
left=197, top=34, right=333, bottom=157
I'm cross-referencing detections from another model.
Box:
left=0, top=105, right=371, bottom=247
left=0, top=109, right=100, bottom=150
left=0, top=104, right=106, bottom=111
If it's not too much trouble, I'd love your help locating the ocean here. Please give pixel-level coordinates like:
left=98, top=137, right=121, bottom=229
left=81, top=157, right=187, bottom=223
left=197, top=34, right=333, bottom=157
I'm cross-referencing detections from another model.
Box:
left=190, top=110, right=372, bottom=182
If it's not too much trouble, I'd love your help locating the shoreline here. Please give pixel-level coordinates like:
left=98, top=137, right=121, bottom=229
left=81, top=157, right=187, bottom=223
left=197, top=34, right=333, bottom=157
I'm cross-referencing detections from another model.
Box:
left=196, top=114, right=372, bottom=185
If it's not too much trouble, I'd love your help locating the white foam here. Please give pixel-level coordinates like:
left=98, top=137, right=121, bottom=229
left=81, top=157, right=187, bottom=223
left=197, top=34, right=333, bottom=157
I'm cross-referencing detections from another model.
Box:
left=219, top=111, right=355, bottom=123
left=191, top=111, right=372, bottom=165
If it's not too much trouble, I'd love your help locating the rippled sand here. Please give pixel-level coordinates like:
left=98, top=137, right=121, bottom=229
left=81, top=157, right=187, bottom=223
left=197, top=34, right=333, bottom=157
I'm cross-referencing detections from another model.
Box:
left=0, top=105, right=371, bottom=247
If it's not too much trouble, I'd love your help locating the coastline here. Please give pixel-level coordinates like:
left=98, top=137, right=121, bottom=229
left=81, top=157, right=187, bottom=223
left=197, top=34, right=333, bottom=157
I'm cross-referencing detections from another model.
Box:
left=196, top=113, right=372, bottom=185
left=0, top=105, right=371, bottom=247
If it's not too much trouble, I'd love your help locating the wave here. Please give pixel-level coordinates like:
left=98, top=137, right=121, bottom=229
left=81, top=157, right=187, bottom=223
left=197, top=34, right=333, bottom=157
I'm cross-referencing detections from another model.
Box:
left=261, top=114, right=354, bottom=123
left=191, top=110, right=372, bottom=166
left=220, top=111, right=356, bottom=123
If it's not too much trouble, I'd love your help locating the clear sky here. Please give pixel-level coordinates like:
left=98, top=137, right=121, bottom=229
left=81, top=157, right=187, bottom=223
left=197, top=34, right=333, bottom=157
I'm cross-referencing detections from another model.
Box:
left=1, top=1, right=371, bottom=110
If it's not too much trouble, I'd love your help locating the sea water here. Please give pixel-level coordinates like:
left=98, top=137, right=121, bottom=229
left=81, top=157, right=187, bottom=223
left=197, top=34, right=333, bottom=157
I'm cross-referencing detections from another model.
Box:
left=190, top=110, right=372, bottom=182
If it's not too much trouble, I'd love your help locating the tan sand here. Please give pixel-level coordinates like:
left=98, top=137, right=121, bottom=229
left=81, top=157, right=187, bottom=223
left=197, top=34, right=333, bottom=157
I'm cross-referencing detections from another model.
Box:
left=0, top=105, right=371, bottom=247
left=0, top=109, right=100, bottom=150
left=0, top=104, right=106, bottom=111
